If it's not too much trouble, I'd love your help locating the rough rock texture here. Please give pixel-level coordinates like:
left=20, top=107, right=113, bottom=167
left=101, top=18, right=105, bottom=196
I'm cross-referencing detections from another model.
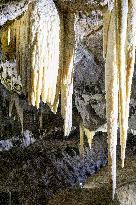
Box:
left=0, top=131, right=108, bottom=204
left=0, top=0, right=33, bottom=26
left=48, top=135, right=136, bottom=204
left=0, top=82, right=64, bottom=140
left=0, top=0, right=108, bottom=21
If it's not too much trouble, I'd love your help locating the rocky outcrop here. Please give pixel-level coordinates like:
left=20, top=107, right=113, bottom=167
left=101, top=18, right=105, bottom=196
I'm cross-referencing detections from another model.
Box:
left=0, top=0, right=34, bottom=26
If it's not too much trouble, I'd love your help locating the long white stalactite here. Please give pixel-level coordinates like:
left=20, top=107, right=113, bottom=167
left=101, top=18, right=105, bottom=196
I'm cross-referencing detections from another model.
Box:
left=125, top=0, right=136, bottom=164
left=115, top=0, right=128, bottom=168
left=105, top=0, right=136, bottom=198
left=105, top=8, right=118, bottom=198
left=61, top=12, right=75, bottom=136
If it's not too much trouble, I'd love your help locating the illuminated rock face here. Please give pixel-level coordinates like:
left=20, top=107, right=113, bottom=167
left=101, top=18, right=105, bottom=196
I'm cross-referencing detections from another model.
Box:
left=0, top=0, right=75, bottom=136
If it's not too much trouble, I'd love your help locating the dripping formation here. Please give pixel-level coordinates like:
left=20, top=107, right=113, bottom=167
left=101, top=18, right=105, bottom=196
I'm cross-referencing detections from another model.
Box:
left=0, top=0, right=136, bottom=200
left=104, top=0, right=136, bottom=198
left=0, top=0, right=75, bottom=136
left=79, top=123, right=95, bottom=158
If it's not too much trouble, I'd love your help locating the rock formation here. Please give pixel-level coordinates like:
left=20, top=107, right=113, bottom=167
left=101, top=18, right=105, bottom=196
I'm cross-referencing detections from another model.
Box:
left=0, top=0, right=136, bottom=203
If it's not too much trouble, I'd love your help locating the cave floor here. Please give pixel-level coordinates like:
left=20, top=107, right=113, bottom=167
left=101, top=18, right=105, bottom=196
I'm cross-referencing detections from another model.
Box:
left=48, top=155, right=136, bottom=205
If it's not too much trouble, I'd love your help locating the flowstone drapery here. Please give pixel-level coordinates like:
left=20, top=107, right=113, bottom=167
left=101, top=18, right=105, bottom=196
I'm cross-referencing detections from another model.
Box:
left=0, top=0, right=75, bottom=136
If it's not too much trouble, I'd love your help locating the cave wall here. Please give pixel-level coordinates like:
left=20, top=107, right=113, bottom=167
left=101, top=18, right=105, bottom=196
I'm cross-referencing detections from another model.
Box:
left=0, top=0, right=136, bottom=136
left=0, top=0, right=136, bottom=204
left=74, top=10, right=136, bottom=133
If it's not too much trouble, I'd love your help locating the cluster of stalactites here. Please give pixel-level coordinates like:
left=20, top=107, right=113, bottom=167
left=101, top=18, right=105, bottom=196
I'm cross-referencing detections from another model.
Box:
left=1, top=0, right=75, bottom=136
left=104, top=0, right=136, bottom=198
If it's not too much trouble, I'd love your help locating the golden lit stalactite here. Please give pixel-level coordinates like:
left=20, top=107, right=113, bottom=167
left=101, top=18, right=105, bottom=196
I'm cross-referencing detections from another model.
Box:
left=105, top=9, right=118, bottom=199
left=48, top=12, right=64, bottom=114
left=11, top=6, right=31, bottom=96
left=8, top=0, right=61, bottom=110
left=115, top=0, right=128, bottom=168
left=61, top=12, right=75, bottom=136
left=28, top=2, right=38, bottom=106
left=125, top=0, right=136, bottom=163
left=103, top=10, right=111, bottom=59
left=79, top=124, right=95, bottom=157
left=0, top=0, right=63, bottom=131
left=35, top=31, right=44, bottom=108
left=84, top=127, right=95, bottom=150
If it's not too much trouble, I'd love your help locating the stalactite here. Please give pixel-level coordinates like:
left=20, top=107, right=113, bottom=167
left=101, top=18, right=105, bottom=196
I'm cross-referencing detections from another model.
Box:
left=84, top=127, right=95, bottom=150
left=79, top=124, right=95, bottom=156
left=61, top=12, right=75, bottom=136
left=1, top=0, right=75, bottom=137
left=115, top=0, right=128, bottom=168
left=1, top=0, right=136, bottom=200
left=26, top=0, right=61, bottom=111
left=105, top=9, right=118, bottom=199
left=103, top=10, right=111, bottom=59
left=12, top=6, right=31, bottom=96
left=105, top=0, right=136, bottom=198
left=124, top=0, right=136, bottom=166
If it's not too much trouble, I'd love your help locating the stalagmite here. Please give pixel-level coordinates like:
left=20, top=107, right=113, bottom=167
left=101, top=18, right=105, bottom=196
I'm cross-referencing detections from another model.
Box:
left=115, top=0, right=128, bottom=168
left=105, top=9, right=118, bottom=198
